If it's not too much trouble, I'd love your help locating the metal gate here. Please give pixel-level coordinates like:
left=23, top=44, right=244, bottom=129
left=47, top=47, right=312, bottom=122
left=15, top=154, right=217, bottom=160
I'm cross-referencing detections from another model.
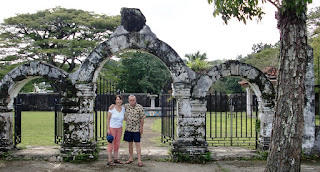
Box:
left=94, top=76, right=117, bottom=145
left=205, top=92, right=258, bottom=148
left=54, top=98, right=63, bottom=144
left=161, top=94, right=176, bottom=145
left=13, top=98, right=22, bottom=146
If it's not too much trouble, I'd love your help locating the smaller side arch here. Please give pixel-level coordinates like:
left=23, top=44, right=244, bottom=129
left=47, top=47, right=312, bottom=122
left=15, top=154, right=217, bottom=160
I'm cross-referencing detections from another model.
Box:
left=193, top=60, right=275, bottom=104
left=191, top=60, right=275, bottom=150
left=0, top=61, right=70, bottom=110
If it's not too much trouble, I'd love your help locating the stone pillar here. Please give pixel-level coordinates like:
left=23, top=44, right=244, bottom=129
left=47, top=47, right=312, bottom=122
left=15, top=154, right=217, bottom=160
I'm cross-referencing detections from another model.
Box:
left=171, top=86, right=208, bottom=160
left=61, top=83, right=96, bottom=159
left=0, top=109, right=14, bottom=151
left=246, top=87, right=252, bottom=117
left=148, top=94, right=158, bottom=108
left=258, top=100, right=274, bottom=150
left=302, top=46, right=315, bottom=155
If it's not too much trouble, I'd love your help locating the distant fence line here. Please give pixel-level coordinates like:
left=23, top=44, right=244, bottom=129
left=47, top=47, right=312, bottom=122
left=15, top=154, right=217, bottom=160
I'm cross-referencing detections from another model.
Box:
left=17, top=92, right=256, bottom=111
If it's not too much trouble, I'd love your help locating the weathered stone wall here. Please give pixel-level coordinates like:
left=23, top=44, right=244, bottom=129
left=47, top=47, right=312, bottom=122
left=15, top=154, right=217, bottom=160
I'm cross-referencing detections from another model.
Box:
left=0, top=112, right=13, bottom=151
left=60, top=83, right=96, bottom=158
left=303, top=46, right=316, bottom=155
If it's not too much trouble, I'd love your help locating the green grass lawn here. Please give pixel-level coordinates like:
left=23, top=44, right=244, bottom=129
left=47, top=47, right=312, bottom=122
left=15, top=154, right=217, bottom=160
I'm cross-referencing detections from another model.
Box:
left=206, top=111, right=257, bottom=147
left=20, top=111, right=56, bottom=146
left=18, top=111, right=127, bottom=146
left=152, top=111, right=258, bottom=147
left=16, top=111, right=320, bottom=147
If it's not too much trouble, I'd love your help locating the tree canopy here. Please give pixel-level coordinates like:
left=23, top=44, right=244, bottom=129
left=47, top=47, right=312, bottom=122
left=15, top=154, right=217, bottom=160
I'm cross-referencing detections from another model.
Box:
left=116, top=51, right=171, bottom=94
left=184, top=51, right=211, bottom=73
left=0, top=7, right=120, bottom=72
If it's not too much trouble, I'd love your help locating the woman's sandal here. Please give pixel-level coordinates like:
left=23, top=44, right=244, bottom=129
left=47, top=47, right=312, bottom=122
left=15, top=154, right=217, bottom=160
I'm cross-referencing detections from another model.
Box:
left=138, top=161, right=143, bottom=167
left=125, top=160, right=133, bottom=164
left=107, top=161, right=116, bottom=166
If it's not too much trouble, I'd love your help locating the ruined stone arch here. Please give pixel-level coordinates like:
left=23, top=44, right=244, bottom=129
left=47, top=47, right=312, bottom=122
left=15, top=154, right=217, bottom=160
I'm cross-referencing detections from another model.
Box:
left=70, top=8, right=194, bottom=96
left=193, top=60, right=275, bottom=101
left=192, top=60, right=276, bottom=149
left=0, top=61, right=70, bottom=110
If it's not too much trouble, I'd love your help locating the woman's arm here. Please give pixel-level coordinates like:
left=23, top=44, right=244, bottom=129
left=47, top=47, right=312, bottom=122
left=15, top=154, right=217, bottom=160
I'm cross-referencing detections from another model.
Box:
left=107, top=111, right=112, bottom=134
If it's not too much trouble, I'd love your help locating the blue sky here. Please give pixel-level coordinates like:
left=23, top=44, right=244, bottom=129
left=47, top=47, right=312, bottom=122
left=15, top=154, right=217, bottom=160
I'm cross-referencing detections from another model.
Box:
left=0, top=0, right=319, bottom=61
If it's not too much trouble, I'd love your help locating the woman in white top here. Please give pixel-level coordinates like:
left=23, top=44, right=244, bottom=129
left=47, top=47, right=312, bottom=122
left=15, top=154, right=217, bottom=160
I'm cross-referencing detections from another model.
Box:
left=107, top=95, right=125, bottom=166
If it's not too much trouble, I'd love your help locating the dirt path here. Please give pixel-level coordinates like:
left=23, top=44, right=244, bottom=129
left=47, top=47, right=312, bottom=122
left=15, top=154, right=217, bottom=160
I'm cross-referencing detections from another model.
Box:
left=120, top=117, right=161, bottom=148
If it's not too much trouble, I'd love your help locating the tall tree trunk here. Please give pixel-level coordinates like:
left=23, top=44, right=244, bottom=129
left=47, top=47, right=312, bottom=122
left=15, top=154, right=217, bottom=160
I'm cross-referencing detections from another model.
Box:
left=265, top=8, right=307, bottom=172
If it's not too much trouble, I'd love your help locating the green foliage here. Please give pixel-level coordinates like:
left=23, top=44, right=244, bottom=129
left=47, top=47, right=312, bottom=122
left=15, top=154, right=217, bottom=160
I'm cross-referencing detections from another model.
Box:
left=98, top=59, right=122, bottom=85
left=210, top=77, right=244, bottom=94
left=187, top=58, right=211, bottom=73
left=244, top=48, right=280, bottom=70
left=208, top=0, right=312, bottom=24
left=62, top=148, right=99, bottom=162
left=0, top=151, right=11, bottom=160
left=173, top=152, right=212, bottom=163
left=308, top=7, right=320, bottom=37
left=309, top=9, right=320, bottom=87
left=208, top=0, right=265, bottom=24
left=208, top=59, right=225, bottom=66
left=185, top=51, right=208, bottom=61
left=255, top=118, right=261, bottom=132
left=0, top=7, right=120, bottom=72
left=185, top=51, right=211, bottom=73
left=0, top=62, right=23, bottom=79
left=118, top=51, right=171, bottom=94
left=255, top=150, right=269, bottom=160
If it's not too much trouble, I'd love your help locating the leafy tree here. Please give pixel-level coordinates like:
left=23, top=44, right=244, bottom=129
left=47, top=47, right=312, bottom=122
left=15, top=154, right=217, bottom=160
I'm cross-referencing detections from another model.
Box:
left=185, top=51, right=211, bottom=73
left=244, top=47, right=280, bottom=70
left=98, top=59, right=122, bottom=84
left=0, top=7, right=120, bottom=72
left=117, top=51, right=171, bottom=94
left=251, top=42, right=275, bottom=53
left=311, top=34, right=320, bottom=87
left=210, top=77, right=244, bottom=94
left=208, top=59, right=225, bottom=66
left=208, top=0, right=312, bottom=171
left=308, top=7, right=320, bottom=37
left=185, top=51, right=208, bottom=61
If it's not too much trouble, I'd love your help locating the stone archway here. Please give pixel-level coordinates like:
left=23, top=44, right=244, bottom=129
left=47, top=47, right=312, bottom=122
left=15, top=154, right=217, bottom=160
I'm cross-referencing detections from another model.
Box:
left=192, top=60, right=275, bottom=149
left=0, top=61, right=71, bottom=150
left=64, top=8, right=203, bottom=158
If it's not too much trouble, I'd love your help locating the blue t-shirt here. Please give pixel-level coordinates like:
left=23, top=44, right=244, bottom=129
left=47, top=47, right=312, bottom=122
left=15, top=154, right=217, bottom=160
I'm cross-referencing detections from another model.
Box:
left=108, top=107, right=125, bottom=128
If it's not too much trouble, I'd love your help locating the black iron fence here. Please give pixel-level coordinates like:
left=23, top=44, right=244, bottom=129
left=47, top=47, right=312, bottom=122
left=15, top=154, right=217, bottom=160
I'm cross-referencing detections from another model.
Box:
left=161, top=94, right=175, bottom=145
left=54, top=98, right=63, bottom=144
left=13, top=98, right=22, bottom=146
left=205, top=92, right=258, bottom=148
left=94, top=76, right=117, bottom=145
left=17, top=93, right=60, bottom=111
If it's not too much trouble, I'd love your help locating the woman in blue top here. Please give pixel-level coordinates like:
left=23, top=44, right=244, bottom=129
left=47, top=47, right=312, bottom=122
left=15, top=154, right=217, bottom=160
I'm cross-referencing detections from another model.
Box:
left=107, top=95, right=125, bottom=166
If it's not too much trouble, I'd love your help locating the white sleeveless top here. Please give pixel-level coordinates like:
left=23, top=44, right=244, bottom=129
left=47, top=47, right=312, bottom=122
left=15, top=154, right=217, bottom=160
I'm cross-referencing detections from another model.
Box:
left=108, top=107, right=125, bottom=128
